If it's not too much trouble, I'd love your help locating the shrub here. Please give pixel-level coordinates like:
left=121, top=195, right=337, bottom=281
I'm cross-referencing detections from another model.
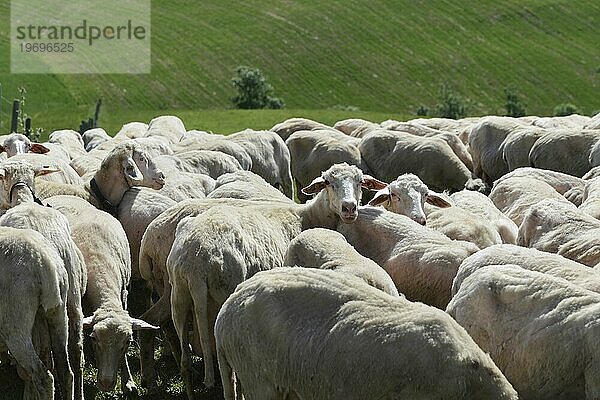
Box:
left=416, top=104, right=429, bottom=116
left=434, top=84, right=466, bottom=119
left=553, top=103, right=580, bottom=116
left=231, top=66, right=284, bottom=109
left=504, top=86, right=526, bottom=117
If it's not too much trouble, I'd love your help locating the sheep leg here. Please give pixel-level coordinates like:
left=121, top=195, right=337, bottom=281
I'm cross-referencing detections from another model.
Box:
left=120, top=352, right=138, bottom=396
left=139, top=288, right=178, bottom=392
left=46, top=305, right=74, bottom=400
left=189, top=279, right=215, bottom=388
left=67, top=300, right=85, bottom=400
left=8, top=336, right=54, bottom=400
left=171, top=279, right=195, bottom=400
left=217, top=350, right=235, bottom=400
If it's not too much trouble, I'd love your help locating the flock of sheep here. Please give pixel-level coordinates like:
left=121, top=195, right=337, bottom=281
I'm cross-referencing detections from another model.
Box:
left=1, top=110, right=600, bottom=399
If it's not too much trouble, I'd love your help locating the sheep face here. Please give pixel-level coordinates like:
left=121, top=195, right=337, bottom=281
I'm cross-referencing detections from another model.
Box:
left=118, top=145, right=165, bottom=189
left=302, top=163, right=386, bottom=223
left=85, top=313, right=158, bottom=391
left=0, top=133, right=49, bottom=157
left=89, top=316, right=132, bottom=391
left=0, top=161, right=59, bottom=208
left=369, top=174, right=451, bottom=225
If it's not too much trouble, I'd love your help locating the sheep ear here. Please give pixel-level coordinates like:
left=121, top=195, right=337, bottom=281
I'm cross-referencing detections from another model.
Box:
left=35, top=166, right=61, bottom=177
left=30, top=143, right=50, bottom=154
left=368, top=188, right=390, bottom=207
left=301, top=176, right=328, bottom=195
left=82, top=316, right=94, bottom=329
left=123, top=156, right=144, bottom=182
left=361, top=175, right=387, bottom=191
left=426, top=191, right=452, bottom=208
left=130, top=317, right=160, bottom=330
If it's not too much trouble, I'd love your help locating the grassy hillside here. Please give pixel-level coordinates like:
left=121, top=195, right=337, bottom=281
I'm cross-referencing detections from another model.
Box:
left=0, top=0, right=599, bottom=132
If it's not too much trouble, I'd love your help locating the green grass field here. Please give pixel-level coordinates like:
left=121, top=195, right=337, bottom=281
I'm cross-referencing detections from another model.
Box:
left=1, top=0, right=599, bottom=134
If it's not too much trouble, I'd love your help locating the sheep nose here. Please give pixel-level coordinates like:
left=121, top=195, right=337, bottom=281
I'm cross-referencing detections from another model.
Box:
left=342, top=201, right=357, bottom=214
left=157, top=171, right=166, bottom=182
left=415, top=216, right=426, bottom=226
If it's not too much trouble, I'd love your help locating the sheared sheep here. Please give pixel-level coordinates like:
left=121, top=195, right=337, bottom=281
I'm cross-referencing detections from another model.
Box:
left=45, top=195, right=158, bottom=395
left=283, top=228, right=399, bottom=295
left=489, top=176, right=572, bottom=226
left=452, top=243, right=600, bottom=296
left=337, top=206, right=478, bottom=309
left=449, top=189, right=518, bottom=244
left=0, top=226, right=72, bottom=400
left=0, top=159, right=87, bottom=399
left=518, top=198, right=600, bottom=267
left=167, top=163, right=386, bottom=397
left=359, top=129, right=471, bottom=192
left=447, top=264, right=600, bottom=400
left=215, top=267, right=518, bottom=400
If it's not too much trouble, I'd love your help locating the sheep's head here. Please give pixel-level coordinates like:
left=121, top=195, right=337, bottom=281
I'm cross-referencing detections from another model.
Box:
left=368, top=173, right=451, bottom=225
left=0, top=133, right=49, bottom=157
left=103, top=141, right=166, bottom=190
left=302, top=163, right=386, bottom=223
left=0, top=160, right=59, bottom=209
left=83, top=311, right=158, bottom=391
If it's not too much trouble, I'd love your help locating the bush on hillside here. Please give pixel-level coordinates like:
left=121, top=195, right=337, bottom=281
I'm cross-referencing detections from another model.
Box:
left=416, top=104, right=429, bottom=116
left=504, top=86, right=526, bottom=117
left=231, top=66, right=284, bottom=109
left=434, top=84, right=466, bottom=119
left=553, top=103, right=579, bottom=116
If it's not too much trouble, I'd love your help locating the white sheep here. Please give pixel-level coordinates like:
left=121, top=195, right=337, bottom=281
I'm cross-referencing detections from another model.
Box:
left=494, top=167, right=586, bottom=206
left=114, top=122, right=148, bottom=139
left=48, top=129, right=87, bottom=160
left=449, top=189, right=518, bottom=244
left=207, top=170, right=292, bottom=202
left=270, top=117, right=334, bottom=141
left=155, top=150, right=243, bottom=180
left=359, top=129, right=472, bottom=192
left=0, top=160, right=87, bottom=400
left=137, top=197, right=290, bottom=390
left=45, top=195, right=158, bottom=395
left=145, top=115, right=186, bottom=143
left=447, top=264, right=600, bottom=400
left=367, top=173, right=451, bottom=225
left=0, top=133, right=50, bottom=157
left=174, top=134, right=253, bottom=170
left=337, top=206, right=478, bottom=308
left=452, top=243, right=600, bottom=297
left=532, top=114, right=591, bottom=129
left=82, top=128, right=111, bottom=152
left=285, top=129, right=366, bottom=202
left=227, top=129, right=295, bottom=198
left=529, top=129, right=600, bottom=177
left=333, top=118, right=380, bottom=137
left=580, top=176, right=600, bottom=219
left=42, top=140, right=166, bottom=216
left=12, top=153, right=83, bottom=185
left=0, top=226, right=72, bottom=400
left=409, top=116, right=480, bottom=143
left=380, top=120, right=474, bottom=170
left=283, top=228, right=399, bottom=296
left=467, top=116, right=543, bottom=184
left=215, top=267, right=518, bottom=400
left=168, top=163, right=386, bottom=395
left=489, top=176, right=572, bottom=226
left=518, top=198, right=600, bottom=267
